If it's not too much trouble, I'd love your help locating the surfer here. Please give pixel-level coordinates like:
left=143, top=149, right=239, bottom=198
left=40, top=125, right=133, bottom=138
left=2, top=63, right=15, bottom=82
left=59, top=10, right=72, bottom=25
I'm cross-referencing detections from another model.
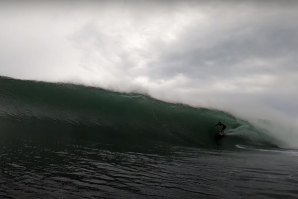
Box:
left=215, top=121, right=226, bottom=135
left=214, top=122, right=226, bottom=143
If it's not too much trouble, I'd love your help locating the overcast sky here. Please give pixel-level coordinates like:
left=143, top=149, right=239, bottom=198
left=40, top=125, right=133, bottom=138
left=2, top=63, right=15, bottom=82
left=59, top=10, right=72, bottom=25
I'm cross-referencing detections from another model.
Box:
left=0, top=1, right=298, bottom=145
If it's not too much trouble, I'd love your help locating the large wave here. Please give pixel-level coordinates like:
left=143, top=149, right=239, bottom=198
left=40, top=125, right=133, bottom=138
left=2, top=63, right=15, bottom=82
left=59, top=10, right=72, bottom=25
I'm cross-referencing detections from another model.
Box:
left=0, top=76, right=280, bottom=150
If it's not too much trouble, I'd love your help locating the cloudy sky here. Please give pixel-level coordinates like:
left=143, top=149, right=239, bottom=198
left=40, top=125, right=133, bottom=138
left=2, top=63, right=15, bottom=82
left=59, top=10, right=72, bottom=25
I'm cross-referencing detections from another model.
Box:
left=0, top=1, right=298, bottom=144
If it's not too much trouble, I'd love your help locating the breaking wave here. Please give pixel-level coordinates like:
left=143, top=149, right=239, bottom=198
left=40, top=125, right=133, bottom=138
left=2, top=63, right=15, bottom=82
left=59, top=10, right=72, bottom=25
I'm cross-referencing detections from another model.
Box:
left=0, top=76, right=280, bottom=150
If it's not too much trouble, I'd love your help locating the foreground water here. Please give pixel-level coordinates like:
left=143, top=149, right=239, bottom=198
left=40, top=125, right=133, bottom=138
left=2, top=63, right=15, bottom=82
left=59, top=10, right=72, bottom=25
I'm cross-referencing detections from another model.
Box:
left=0, top=140, right=297, bottom=199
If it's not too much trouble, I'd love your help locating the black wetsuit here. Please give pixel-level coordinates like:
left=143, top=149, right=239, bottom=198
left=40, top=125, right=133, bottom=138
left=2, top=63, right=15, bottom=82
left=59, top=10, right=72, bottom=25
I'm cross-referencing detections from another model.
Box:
left=215, top=123, right=226, bottom=141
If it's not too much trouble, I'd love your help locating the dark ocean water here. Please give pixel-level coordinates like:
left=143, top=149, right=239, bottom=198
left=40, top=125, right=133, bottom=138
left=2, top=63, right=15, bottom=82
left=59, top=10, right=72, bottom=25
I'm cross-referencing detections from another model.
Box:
left=1, top=142, right=298, bottom=199
left=0, top=77, right=297, bottom=198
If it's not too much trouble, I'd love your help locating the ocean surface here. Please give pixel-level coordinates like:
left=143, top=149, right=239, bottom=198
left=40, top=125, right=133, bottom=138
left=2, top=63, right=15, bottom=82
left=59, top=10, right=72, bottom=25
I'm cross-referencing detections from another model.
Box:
left=0, top=76, right=297, bottom=199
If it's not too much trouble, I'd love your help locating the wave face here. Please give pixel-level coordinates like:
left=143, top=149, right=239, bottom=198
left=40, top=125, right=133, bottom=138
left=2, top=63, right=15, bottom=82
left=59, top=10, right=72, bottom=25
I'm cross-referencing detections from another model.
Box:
left=0, top=76, right=279, bottom=150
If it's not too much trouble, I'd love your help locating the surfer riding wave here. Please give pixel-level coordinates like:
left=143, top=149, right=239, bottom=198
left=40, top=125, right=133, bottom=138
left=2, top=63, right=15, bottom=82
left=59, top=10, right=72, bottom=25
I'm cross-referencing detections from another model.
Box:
left=214, top=121, right=226, bottom=143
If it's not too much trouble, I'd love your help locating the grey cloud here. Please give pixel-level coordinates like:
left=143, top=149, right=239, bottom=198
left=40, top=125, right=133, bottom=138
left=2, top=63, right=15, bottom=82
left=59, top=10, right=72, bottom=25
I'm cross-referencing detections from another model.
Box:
left=149, top=14, right=298, bottom=81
